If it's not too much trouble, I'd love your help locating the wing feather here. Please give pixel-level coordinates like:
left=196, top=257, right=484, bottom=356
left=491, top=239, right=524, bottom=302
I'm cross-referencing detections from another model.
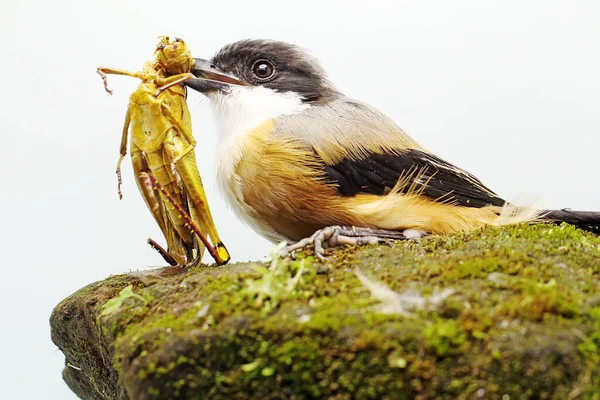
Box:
left=322, top=150, right=505, bottom=208
left=272, top=97, right=505, bottom=208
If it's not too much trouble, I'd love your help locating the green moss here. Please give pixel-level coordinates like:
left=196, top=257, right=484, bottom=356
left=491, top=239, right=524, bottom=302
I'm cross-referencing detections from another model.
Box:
left=51, top=224, right=600, bottom=400
left=423, top=319, right=467, bottom=356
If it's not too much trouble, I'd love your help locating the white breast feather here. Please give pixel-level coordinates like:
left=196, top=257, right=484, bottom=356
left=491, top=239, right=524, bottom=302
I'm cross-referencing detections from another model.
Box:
left=207, top=86, right=309, bottom=240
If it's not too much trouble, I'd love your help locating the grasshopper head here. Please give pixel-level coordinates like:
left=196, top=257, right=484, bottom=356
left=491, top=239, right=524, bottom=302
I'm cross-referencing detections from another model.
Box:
left=155, top=36, right=194, bottom=75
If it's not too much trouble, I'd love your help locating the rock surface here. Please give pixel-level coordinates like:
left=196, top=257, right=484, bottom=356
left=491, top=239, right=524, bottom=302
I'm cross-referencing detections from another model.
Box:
left=51, top=224, right=600, bottom=399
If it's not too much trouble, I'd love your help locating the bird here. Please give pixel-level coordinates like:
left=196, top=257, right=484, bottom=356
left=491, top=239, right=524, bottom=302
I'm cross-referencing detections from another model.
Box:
left=182, top=39, right=600, bottom=258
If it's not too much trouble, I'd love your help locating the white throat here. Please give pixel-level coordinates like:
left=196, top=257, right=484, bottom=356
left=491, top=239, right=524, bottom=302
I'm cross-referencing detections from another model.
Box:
left=207, top=85, right=309, bottom=143
left=207, top=85, right=309, bottom=178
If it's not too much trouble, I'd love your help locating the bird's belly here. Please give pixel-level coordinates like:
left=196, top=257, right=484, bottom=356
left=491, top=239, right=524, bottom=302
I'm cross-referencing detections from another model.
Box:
left=215, top=124, right=358, bottom=242
left=214, top=126, right=290, bottom=243
left=221, top=177, right=339, bottom=242
left=218, top=175, right=288, bottom=243
left=217, top=158, right=332, bottom=243
left=214, top=159, right=279, bottom=244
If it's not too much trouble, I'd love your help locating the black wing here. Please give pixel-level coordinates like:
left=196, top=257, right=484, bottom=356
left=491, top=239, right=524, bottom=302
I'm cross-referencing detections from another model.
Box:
left=322, top=149, right=505, bottom=208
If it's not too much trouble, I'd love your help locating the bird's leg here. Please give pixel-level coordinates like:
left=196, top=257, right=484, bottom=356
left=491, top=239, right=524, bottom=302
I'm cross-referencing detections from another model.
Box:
left=282, top=226, right=427, bottom=260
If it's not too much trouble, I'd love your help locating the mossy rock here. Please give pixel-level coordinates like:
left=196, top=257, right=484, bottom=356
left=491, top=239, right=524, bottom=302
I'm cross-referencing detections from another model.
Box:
left=50, top=224, right=600, bottom=399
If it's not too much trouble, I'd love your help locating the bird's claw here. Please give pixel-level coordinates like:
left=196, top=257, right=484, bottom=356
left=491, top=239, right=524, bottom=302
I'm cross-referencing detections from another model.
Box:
left=280, top=226, right=425, bottom=260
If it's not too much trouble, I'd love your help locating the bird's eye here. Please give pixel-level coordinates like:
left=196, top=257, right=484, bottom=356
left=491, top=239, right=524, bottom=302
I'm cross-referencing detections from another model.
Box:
left=252, top=59, right=275, bottom=81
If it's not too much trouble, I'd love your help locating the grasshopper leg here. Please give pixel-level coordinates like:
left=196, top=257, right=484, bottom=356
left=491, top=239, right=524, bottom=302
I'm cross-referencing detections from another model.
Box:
left=173, top=151, right=231, bottom=264
left=97, top=67, right=147, bottom=94
left=142, top=173, right=227, bottom=265
left=136, top=160, right=190, bottom=264
left=96, top=69, right=113, bottom=95
left=116, top=104, right=132, bottom=199
left=132, top=148, right=170, bottom=245
left=158, top=102, right=230, bottom=264
left=154, top=72, right=195, bottom=97
left=147, top=238, right=187, bottom=267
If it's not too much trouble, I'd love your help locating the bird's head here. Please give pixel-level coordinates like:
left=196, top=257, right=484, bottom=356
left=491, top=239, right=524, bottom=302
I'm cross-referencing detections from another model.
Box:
left=185, top=39, right=340, bottom=105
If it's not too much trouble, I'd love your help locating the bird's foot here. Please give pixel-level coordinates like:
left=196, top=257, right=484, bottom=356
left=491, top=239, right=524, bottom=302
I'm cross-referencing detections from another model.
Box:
left=282, top=226, right=427, bottom=260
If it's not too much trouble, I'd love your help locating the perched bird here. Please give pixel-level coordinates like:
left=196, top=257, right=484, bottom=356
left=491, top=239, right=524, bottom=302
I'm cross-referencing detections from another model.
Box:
left=183, top=39, right=600, bottom=258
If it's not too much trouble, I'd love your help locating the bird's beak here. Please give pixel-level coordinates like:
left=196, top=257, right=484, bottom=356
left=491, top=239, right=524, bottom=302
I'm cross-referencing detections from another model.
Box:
left=184, top=57, right=246, bottom=94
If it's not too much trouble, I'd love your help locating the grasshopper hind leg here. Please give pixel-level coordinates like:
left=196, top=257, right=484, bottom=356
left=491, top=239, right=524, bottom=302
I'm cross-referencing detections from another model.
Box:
left=134, top=149, right=190, bottom=264
left=143, top=172, right=228, bottom=265
left=173, top=151, right=231, bottom=264
left=148, top=238, right=180, bottom=266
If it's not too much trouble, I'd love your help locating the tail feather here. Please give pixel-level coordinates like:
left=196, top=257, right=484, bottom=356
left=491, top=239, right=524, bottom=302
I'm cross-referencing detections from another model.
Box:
left=542, top=209, right=600, bottom=234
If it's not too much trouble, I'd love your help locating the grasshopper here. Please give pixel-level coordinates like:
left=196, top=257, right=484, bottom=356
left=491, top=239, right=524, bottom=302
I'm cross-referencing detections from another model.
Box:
left=97, top=36, right=230, bottom=266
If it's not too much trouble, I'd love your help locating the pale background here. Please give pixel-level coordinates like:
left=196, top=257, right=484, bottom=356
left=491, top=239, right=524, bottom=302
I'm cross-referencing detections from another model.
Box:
left=1, top=0, right=599, bottom=398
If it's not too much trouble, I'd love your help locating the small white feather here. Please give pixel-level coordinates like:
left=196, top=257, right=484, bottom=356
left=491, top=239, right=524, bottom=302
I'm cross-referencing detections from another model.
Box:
left=496, top=195, right=544, bottom=226
left=355, top=269, right=455, bottom=316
